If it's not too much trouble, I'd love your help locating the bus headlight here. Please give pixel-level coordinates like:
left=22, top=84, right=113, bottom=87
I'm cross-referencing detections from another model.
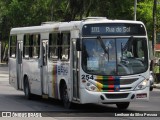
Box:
left=135, top=79, right=148, bottom=90
left=85, top=81, right=99, bottom=92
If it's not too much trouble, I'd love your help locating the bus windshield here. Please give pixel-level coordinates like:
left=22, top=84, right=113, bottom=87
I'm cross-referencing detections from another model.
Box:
left=82, top=37, right=148, bottom=76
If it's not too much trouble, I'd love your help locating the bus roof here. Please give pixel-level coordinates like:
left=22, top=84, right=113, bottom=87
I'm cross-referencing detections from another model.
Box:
left=10, top=17, right=144, bottom=35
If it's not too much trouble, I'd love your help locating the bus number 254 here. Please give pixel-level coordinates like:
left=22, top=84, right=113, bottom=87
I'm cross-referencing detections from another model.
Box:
left=81, top=75, right=94, bottom=80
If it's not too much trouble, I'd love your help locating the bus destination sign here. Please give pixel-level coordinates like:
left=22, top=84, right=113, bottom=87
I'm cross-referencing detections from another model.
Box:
left=82, top=23, right=146, bottom=36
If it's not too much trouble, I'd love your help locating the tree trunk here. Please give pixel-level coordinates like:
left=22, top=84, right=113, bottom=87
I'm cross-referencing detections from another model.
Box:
left=153, top=0, right=157, bottom=56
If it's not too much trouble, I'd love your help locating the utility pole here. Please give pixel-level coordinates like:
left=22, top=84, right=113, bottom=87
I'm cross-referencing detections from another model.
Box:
left=134, top=0, right=137, bottom=21
left=153, top=0, right=157, bottom=56
left=0, top=41, right=1, bottom=63
left=51, top=0, right=54, bottom=21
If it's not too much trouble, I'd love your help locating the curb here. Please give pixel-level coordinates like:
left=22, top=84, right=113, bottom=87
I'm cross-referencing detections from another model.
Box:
left=153, top=84, right=160, bottom=89
left=0, top=63, right=8, bottom=67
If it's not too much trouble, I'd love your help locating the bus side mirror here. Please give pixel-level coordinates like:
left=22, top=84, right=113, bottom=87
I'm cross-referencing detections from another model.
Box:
left=76, top=38, right=81, bottom=51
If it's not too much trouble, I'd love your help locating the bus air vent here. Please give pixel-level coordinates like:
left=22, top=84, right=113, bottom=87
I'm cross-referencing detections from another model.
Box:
left=105, top=93, right=129, bottom=99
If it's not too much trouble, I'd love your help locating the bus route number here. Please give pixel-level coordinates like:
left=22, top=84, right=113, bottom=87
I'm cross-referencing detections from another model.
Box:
left=81, top=75, right=94, bottom=80
left=91, top=27, right=100, bottom=33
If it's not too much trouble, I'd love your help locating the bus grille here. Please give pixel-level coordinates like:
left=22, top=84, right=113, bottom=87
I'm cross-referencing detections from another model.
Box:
left=102, top=87, right=132, bottom=91
left=95, top=76, right=138, bottom=92
left=105, top=93, right=129, bottom=99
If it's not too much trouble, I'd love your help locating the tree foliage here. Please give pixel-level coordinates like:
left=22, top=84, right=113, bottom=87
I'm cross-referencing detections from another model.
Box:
left=136, top=0, right=153, bottom=39
left=0, top=0, right=157, bottom=41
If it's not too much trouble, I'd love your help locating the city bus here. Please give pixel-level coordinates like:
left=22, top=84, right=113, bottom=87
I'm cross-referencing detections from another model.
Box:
left=9, top=17, right=150, bottom=109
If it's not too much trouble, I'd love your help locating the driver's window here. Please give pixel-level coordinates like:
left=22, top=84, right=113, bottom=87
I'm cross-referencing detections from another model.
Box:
left=137, top=40, right=144, bottom=58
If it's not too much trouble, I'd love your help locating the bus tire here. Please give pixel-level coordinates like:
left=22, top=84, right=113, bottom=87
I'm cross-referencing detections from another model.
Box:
left=150, top=86, right=153, bottom=91
left=24, top=77, right=32, bottom=100
left=61, top=84, right=72, bottom=109
left=116, top=102, right=130, bottom=110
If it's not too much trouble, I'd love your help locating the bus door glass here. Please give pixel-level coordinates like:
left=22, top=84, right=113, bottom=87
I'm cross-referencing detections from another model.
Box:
left=17, top=41, right=23, bottom=89
left=41, top=40, right=48, bottom=95
left=72, top=39, right=79, bottom=99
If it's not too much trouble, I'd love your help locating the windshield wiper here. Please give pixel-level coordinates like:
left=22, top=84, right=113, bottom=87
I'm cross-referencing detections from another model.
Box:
left=97, top=36, right=108, bottom=54
left=97, top=36, right=109, bottom=61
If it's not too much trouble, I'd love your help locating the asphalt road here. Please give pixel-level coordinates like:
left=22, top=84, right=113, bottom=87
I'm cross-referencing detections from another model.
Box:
left=0, top=66, right=160, bottom=120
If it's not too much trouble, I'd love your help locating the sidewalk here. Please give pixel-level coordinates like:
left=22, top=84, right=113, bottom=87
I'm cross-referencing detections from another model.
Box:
left=0, top=63, right=8, bottom=67
left=154, top=83, right=160, bottom=89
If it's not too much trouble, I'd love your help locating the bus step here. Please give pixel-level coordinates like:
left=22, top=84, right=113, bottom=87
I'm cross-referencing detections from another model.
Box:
left=42, top=94, right=48, bottom=99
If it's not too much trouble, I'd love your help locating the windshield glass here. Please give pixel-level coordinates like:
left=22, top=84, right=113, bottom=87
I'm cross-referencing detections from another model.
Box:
left=82, top=38, right=148, bottom=76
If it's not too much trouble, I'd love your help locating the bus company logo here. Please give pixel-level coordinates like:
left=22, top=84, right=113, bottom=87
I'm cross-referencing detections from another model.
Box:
left=1, top=112, right=42, bottom=117
left=115, top=86, right=120, bottom=91
left=2, top=112, right=11, bottom=117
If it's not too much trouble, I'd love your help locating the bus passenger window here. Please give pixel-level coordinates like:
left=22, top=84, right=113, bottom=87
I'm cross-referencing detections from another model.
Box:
left=30, top=34, right=40, bottom=59
left=10, top=36, right=17, bottom=58
left=23, top=35, right=30, bottom=58
left=61, top=33, right=70, bottom=60
left=49, top=33, right=58, bottom=60
left=10, top=47, right=16, bottom=58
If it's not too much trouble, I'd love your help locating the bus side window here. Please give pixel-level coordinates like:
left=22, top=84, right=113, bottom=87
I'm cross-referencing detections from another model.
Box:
left=48, top=33, right=58, bottom=60
left=30, top=34, right=40, bottom=59
left=29, top=35, right=33, bottom=58
left=10, top=35, right=17, bottom=58
left=23, top=35, right=30, bottom=58
left=137, top=40, right=145, bottom=58
left=58, top=33, right=62, bottom=59
left=61, top=33, right=70, bottom=60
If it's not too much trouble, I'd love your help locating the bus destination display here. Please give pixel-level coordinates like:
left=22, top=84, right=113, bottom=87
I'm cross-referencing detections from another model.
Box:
left=82, top=23, right=146, bottom=36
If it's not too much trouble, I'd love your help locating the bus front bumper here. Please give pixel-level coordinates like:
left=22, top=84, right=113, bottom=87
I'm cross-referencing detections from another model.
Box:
left=79, top=87, right=149, bottom=104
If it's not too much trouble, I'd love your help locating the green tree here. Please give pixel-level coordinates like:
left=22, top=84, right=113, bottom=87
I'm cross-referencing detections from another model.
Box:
left=136, top=0, right=153, bottom=39
left=0, top=0, right=157, bottom=62
left=0, top=0, right=156, bottom=42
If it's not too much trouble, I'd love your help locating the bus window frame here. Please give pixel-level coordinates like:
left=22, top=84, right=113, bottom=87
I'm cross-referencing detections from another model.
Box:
left=48, top=32, right=70, bottom=61
left=29, top=34, right=40, bottom=59
left=9, top=35, right=17, bottom=58
left=48, top=33, right=59, bottom=61
left=61, top=32, right=70, bottom=61
left=23, top=34, right=30, bottom=59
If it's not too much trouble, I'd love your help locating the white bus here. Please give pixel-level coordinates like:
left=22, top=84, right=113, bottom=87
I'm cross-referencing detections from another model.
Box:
left=9, top=17, right=150, bottom=109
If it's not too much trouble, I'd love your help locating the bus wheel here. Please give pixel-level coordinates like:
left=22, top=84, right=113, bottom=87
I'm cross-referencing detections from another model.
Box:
left=24, top=77, right=32, bottom=100
left=116, top=102, right=130, bottom=110
left=61, top=84, right=72, bottom=109
left=150, top=86, right=153, bottom=91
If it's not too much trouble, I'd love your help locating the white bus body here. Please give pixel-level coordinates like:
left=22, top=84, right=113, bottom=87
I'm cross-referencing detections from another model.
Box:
left=9, top=17, right=150, bottom=109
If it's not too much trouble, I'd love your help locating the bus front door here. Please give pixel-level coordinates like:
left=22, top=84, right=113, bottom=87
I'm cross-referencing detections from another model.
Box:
left=72, top=40, right=80, bottom=100
left=40, top=40, right=49, bottom=96
left=16, top=41, right=23, bottom=89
